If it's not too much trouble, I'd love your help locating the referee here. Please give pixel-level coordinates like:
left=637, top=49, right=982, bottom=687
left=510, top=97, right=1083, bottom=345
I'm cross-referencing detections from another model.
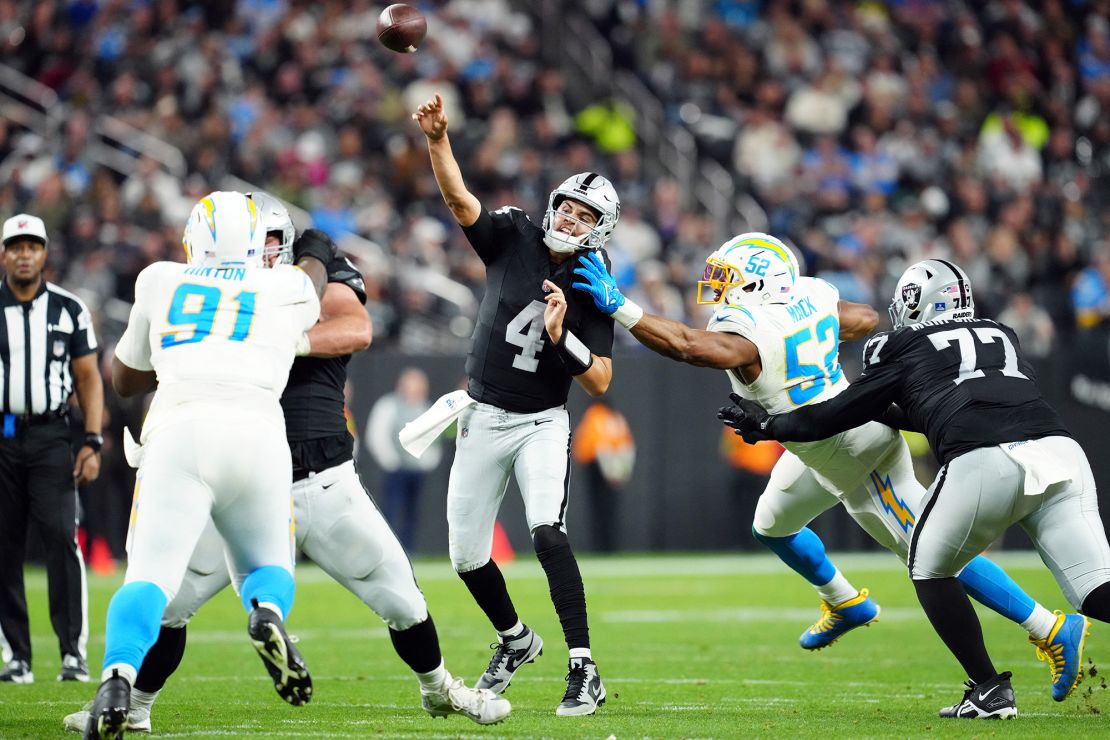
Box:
left=0, top=214, right=104, bottom=685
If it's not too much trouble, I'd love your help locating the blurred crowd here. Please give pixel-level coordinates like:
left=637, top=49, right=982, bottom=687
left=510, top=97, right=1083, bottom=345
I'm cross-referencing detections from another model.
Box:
left=2, top=0, right=1109, bottom=366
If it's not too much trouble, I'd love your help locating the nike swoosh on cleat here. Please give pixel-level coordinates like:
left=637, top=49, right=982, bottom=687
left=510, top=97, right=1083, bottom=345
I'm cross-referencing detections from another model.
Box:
left=504, top=648, right=533, bottom=671
left=534, top=419, right=553, bottom=426
left=977, top=685, right=1000, bottom=702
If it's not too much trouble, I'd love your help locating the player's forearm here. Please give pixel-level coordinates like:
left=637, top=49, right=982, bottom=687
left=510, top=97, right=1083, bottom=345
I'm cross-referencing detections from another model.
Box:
left=768, top=393, right=880, bottom=442
left=305, top=314, right=373, bottom=358
left=296, top=257, right=328, bottom=299
left=629, top=313, right=730, bottom=368
left=838, top=300, right=880, bottom=341
left=574, top=355, right=612, bottom=397
left=427, top=136, right=481, bottom=226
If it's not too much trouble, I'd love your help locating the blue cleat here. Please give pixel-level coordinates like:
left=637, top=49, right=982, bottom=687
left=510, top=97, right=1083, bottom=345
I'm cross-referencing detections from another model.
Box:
left=1030, top=611, right=1089, bottom=701
left=799, top=588, right=881, bottom=650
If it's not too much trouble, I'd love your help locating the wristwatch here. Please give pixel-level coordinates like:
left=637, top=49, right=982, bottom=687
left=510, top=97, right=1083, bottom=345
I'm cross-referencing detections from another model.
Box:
left=83, top=432, right=104, bottom=452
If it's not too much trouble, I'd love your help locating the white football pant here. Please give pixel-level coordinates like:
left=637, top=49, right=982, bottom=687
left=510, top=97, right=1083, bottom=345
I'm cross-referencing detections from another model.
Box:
left=446, top=402, right=571, bottom=572
left=124, top=413, right=294, bottom=603
left=909, top=436, right=1110, bottom=608
left=754, top=421, right=924, bottom=561
left=162, top=460, right=428, bottom=631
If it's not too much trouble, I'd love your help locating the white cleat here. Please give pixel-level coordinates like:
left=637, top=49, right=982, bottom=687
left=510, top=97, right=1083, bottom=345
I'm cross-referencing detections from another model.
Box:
left=63, top=701, right=151, bottom=734
left=422, top=677, right=512, bottom=725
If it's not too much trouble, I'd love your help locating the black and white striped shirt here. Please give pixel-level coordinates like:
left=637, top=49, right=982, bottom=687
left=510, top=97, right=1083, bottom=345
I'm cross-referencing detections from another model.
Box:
left=0, top=280, right=98, bottom=415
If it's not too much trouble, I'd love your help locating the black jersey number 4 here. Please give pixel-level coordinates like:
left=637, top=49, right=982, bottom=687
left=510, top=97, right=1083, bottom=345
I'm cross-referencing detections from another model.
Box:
left=506, top=300, right=548, bottom=373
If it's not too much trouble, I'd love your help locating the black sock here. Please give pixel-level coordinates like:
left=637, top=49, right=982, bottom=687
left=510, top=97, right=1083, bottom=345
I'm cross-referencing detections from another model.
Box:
left=1081, top=581, right=1110, bottom=622
left=134, top=625, right=187, bottom=693
left=389, top=615, right=443, bottom=674
left=533, top=525, right=589, bottom=650
left=457, top=560, right=518, bottom=633
left=914, top=577, right=995, bottom=684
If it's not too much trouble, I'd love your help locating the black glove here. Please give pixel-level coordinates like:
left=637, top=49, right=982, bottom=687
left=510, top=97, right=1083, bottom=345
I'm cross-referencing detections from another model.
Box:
left=293, top=228, right=337, bottom=266
left=717, top=392, right=774, bottom=444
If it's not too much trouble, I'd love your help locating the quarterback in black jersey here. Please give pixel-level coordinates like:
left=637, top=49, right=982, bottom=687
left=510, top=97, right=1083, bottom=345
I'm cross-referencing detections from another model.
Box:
left=415, top=92, right=614, bottom=716
left=63, top=194, right=511, bottom=733
left=721, top=259, right=1110, bottom=718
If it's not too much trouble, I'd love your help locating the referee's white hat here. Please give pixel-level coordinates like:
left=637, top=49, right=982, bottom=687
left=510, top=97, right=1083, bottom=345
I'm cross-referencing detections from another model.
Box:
left=2, top=214, right=48, bottom=247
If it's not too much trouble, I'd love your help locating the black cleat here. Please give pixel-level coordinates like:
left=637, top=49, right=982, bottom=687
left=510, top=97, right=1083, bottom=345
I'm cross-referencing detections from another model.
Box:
left=474, top=625, right=543, bottom=694
left=83, top=669, right=130, bottom=740
left=556, top=658, right=606, bottom=716
left=938, top=671, right=1017, bottom=719
left=248, top=599, right=312, bottom=706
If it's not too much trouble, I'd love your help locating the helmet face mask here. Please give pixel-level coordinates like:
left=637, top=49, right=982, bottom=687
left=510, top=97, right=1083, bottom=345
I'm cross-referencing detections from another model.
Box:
left=542, top=172, right=620, bottom=254
left=247, top=191, right=295, bottom=266
left=888, top=259, right=975, bottom=329
left=697, top=232, right=799, bottom=307
left=182, top=191, right=266, bottom=268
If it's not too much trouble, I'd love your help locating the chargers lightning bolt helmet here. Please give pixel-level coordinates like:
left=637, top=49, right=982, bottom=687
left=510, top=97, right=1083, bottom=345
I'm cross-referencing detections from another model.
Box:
left=697, top=232, right=800, bottom=307
left=541, top=172, right=621, bottom=254
left=247, top=191, right=295, bottom=265
left=888, top=259, right=975, bottom=329
left=182, top=191, right=265, bottom=268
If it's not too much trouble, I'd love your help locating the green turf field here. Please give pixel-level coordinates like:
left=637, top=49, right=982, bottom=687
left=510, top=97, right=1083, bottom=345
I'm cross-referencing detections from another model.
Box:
left=1, top=552, right=1108, bottom=738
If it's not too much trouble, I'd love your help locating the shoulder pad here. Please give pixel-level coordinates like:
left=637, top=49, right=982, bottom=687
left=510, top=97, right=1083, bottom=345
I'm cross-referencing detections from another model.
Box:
left=327, top=256, right=367, bottom=305
left=861, top=328, right=913, bottom=368
left=491, top=205, right=532, bottom=225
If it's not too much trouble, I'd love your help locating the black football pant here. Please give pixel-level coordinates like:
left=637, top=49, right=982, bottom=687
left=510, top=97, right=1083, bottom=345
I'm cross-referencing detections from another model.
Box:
left=0, top=420, right=86, bottom=664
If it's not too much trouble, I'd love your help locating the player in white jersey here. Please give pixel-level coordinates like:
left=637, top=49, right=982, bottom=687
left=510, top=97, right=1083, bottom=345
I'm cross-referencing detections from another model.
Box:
left=82, top=192, right=334, bottom=740
left=572, top=233, right=1085, bottom=700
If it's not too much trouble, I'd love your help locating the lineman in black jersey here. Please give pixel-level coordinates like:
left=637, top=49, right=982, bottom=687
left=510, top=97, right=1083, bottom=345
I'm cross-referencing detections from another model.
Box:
left=62, top=194, right=511, bottom=733
left=721, top=259, right=1110, bottom=718
left=415, top=93, right=615, bottom=716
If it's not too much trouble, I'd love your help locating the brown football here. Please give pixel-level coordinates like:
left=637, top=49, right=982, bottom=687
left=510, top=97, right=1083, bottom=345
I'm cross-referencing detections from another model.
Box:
left=377, top=4, right=427, bottom=53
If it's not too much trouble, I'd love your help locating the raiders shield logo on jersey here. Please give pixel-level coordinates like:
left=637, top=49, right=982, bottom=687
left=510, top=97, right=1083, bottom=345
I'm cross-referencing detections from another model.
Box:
left=901, top=283, right=922, bottom=310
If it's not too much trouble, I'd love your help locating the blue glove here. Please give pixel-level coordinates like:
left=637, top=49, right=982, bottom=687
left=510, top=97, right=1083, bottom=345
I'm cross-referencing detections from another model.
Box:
left=572, top=251, right=626, bottom=315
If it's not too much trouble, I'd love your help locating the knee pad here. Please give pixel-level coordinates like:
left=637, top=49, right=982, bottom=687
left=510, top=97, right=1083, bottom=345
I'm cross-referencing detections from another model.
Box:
left=531, top=524, right=567, bottom=553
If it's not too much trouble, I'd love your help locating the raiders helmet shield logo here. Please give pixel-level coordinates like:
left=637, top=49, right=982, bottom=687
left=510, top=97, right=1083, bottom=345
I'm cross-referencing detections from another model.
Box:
left=901, top=283, right=922, bottom=310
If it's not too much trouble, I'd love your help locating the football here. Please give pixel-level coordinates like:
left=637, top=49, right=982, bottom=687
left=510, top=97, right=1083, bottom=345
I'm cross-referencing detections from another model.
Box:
left=376, top=4, right=427, bottom=53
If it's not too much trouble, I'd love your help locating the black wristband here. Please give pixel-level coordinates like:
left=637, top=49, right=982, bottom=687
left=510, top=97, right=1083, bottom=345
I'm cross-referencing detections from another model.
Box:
left=554, top=330, right=594, bottom=376
left=83, top=432, right=103, bottom=452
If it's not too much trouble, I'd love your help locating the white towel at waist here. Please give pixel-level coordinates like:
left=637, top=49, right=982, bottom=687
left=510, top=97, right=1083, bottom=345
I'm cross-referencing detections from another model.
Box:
left=1000, top=437, right=1074, bottom=496
left=399, top=390, right=476, bottom=458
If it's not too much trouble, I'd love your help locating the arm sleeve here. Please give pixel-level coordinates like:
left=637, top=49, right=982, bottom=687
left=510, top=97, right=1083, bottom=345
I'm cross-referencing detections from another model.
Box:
left=768, top=362, right=903, bottom=442
left=460, top=206, right=524, bottom=264
left=877, top=403, right=919, bottom=432
left=69, top=296, right=98, bottom=358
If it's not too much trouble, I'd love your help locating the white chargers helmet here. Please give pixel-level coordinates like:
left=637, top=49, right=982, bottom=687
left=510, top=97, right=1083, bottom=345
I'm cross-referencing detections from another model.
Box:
left=183, top=191, right=265, bottom=267
left=247, top=191, right=295, bottom=266
left=889, top=258, right=974, bottom=329
left=697, top=232, right=800, bottom=307
left=541, top=172, right=621, bottom=253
